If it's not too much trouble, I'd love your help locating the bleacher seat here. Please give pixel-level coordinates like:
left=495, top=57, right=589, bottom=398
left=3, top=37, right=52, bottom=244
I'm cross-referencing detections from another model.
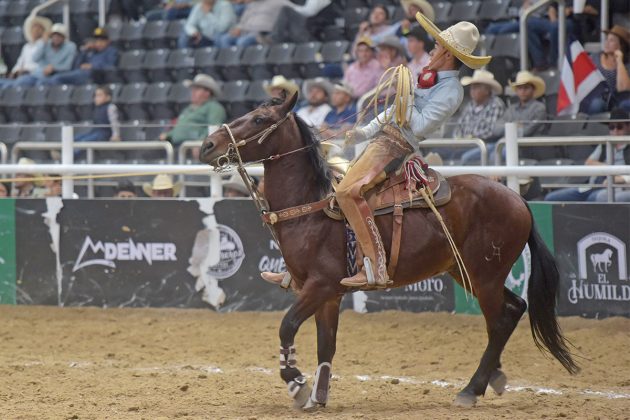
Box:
left=321, top=40, right=350, bottom=64
left=145, top=82, right=174, bottom=120
left=44, top=126, right=62, bottom=143
left=168, top=82, right=192, bottom=114
left=241, top=45, right=271, bottom=80
left=293, top=42, right=323, bottom=79
left=1, top=86, right=28, bottom=123
left=71, top=0, right=98, bottom=40
left=165, top=20, right=185, bottom=49
left=143, top=49, right=170, bottom=83
left=47, top=85, right=76, bottom=122
left=0, top=2, right=8, bottom=26
left=118, top=50, right=147, bottom=83
left=0, top=124, right=23, bottom=146
left=24, top=85, right=51, bottom=122
left=119, top=21, right=145, bottom=50
left=433, top=2, right=452, bottom=25
left=20, top=123, right=50, bottom=162
left=106, top=20, right=123, bottom=47
left=6, top=0, right=29, bottom=26
left=246, top=80, right=270, bottom=107
left=194, top=47, right=220, bottom=80
left=166, top=48, right=195, bottom=82
left=343, top=7, right=369, bottom=39
left=538, top=69, right=560, bottom=94
left=222, top=80, right=250, bottom=119
left=490, top=33, right=520, bottom=60
left=71, top=84, right=97, bottom=121
left=143, top=20, right=169, bottom=49
left=216, top=46, right=247, bottom=81
left=266, top=43, right=297, bottom=80
left=449, top=1, right=481, bottom=24
left=118, top=83, right=148, bottom=121
left=478, top=0, right=511, bottom=22
left=1, top=26, right=25, bottom=69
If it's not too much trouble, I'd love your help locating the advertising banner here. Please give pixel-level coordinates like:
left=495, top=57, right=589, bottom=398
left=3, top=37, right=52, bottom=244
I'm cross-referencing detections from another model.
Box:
left=553, top=204, right=630, bottom=317
left=0, top=199, right=15, bottom=304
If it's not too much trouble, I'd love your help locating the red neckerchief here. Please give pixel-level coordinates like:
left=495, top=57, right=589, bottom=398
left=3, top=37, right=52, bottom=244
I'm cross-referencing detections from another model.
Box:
left=418, top=67, right=437, bottom=89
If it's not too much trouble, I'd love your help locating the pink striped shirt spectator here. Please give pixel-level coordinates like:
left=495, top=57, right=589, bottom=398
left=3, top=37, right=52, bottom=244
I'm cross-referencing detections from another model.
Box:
left=343, top=38, right=383, bottom=99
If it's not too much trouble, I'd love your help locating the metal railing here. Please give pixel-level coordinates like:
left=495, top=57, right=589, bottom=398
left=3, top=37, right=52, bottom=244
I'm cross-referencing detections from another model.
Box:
left=520, top=0, right=566, bottom=70
left=30, top=0, right=70, bottom=34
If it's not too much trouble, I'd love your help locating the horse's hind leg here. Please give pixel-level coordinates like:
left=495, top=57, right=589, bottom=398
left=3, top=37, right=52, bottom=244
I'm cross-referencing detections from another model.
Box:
left=454, top=285, right=527, bottom=407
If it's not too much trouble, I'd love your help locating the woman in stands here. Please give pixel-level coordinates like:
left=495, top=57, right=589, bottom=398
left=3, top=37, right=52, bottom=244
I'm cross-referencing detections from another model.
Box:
left=585, top=25, right=630, bottom=114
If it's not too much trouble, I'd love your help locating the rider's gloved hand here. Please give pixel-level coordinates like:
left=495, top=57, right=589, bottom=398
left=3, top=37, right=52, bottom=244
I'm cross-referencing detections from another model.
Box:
left=345, top=129, right=367, bottom=145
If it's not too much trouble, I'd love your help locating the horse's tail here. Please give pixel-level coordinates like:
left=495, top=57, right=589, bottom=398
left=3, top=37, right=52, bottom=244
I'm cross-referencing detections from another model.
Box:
left=525, top=203, right=580, bottom=374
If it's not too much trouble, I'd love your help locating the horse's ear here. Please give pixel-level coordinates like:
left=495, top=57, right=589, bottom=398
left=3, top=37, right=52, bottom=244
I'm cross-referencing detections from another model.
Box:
left=278, top=92, right=299, bottom=114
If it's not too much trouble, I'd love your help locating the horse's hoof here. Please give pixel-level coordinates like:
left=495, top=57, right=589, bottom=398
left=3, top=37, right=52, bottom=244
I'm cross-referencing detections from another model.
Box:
left=489, top=369, right=508, bottom=396
left=292, top=383, right=312, bottom=410
left=453, top=392, right=477, bottom=408
left=302, top=398, right=325, bottom=412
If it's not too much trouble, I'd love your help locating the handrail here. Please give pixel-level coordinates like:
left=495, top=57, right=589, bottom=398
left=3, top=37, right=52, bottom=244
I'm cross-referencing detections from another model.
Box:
left=420, top=138, right=489, bottom=166
left=0, top=142, right=7, bottom=165
left=29, top=0, right=70, bottom=35
left=520, top=0, right=566, bottom=69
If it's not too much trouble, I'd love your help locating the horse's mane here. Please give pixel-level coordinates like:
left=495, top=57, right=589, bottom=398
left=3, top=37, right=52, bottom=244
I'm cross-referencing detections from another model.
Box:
left=293, top=114, right=333, bottom=197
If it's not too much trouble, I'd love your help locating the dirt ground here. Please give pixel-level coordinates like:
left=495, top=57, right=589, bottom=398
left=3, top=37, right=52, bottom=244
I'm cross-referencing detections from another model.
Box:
left=0, top=306, right=628, bottom=420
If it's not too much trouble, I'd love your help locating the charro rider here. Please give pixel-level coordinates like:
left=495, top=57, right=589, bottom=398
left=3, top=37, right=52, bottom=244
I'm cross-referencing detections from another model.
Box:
left=262, top=13, right=491, bottom=288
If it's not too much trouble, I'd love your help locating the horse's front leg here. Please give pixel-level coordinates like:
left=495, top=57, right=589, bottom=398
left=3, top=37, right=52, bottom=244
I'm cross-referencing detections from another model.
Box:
left=279, top=282, right=334, bottom=409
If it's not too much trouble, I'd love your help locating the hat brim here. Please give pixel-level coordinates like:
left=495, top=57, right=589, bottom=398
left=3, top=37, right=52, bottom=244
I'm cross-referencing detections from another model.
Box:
left=415, top=12, right=491, bottom=69
left=509, top=78, right=546, bottom=99
left=304, top=80, right=333, bottom=98
left=461, top=76, right=502, bottom=95
left=23, top=16, right=52, bottom=43
left=184, top=79, right=222, bottom=98
left=377, top=40, right=406, bottom=58
left=603, top=28, right=630, bottom=46
left=401, top=0, right=435, bottom=22
left=142, top=182, right=182, bottom=197
left=264, top=81, right=299, bottom=97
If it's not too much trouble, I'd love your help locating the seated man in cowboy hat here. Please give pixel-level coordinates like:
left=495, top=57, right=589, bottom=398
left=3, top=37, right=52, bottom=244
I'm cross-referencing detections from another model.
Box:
left=454, top=69, right=506, bottom=164
left=296, top=78, right=333, bottom=128
left=376, top=35, right=408, bottom=71
left=321, top=82, right=357, bottom=138
left=0, top=15, right=51, bottom=88
left=143, top=174, right=182, bottom=198
left=492, top=71, right=547, bottom=141
left=338, top=14, right=491, bottom=288
left=159, top=74, right=226, bottom=146
left=261, top=14, right=491, bottom=288
left=264, top=75, right=299, bottom=101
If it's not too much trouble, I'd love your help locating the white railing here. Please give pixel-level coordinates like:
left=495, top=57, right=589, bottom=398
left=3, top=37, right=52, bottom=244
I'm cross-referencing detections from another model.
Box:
left=30, top=0, right=70, bottom=34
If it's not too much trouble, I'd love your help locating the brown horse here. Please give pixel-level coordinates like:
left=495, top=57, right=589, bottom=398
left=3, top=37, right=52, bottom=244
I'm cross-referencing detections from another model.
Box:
left=199, top=94, right=578, bottom=410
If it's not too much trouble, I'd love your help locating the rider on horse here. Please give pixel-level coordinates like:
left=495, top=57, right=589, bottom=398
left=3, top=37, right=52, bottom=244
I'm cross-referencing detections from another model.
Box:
left=262, top=13, right=491, bottom=289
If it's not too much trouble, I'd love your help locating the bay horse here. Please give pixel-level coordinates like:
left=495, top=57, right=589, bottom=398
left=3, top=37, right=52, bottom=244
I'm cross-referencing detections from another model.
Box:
left=199, top=94, right=578, bottom=410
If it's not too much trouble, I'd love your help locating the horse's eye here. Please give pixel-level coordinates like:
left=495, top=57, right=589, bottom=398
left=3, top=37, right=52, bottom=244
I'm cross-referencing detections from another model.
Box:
left=254, top=117, right=264, bottom=125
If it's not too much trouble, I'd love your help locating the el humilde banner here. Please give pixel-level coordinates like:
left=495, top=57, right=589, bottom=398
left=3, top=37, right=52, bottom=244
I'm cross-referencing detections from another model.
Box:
left=0, top=199, right=628, bottom=318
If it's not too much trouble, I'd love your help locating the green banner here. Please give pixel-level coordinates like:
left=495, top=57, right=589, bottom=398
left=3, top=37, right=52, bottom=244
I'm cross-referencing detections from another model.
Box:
left=454, top=202, right=554, bottom=314
left=0, top=199, right=16, bottom=304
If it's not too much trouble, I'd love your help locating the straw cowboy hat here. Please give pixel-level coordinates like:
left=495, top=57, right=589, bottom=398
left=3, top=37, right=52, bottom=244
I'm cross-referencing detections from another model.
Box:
left=509, top=70, right=546, bottom=99
left=184, top=74, right=222, bottom=98
left=264, top=75, right=299, bottom=98
left=23, top=15, right=52, bottom=43
left=303, top=77, right=334, bottom=98
left=142, top=174, right=182, bottom=197
left=603, top=25, right=630, bottom=46
left=222, top=173, right=249, bottom=196
left=401, top=0, right=435, bottom=22
left=415, top=12, right=491, bottom=69
left=461, top=69, right=502, bottom=95
left=377, top=35, right=407, bottom=57
left=50, top=23, right=68, bottom=38
left=332, top=82, right=354, bottom=97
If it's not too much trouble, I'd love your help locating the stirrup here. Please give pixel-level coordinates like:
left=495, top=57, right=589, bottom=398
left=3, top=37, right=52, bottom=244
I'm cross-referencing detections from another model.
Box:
left=363, top=257, right=376, bottom=286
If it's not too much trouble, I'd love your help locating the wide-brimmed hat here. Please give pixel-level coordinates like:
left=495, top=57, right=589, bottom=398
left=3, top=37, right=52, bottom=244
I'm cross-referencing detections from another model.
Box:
left=303, top=77, right=333, bottom=98
left=222, top=173, right=249, bottom=196
left=184, top=74, right=222, bottom=97
left=50, top=23, right=68, bottom=38
left=603, top=25, right=630, bottom=46
left=264, top=75, right=299, bottom=98
left=377, top=35, right=406, bottom=57
left=23, top=15, right=52, bottom=43
left=415, top=13, right=491, bottom=69
left=142, top=174, right=182, bottom=197
left=332, top=82, right=353, bottom=97
left=401, top=0, right=435, bottom=22
left=509, top=70, right=546, bottom=99
left=461, top=69, right=502, bottom=95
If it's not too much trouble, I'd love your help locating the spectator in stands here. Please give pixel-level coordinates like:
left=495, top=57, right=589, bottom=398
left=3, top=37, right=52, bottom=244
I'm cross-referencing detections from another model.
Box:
left=0, top=16, right=51, bottom=88
left=0, top=183, right=10, bottom=198
left=11, top=158, right=47, bottom=198
left=296, top=78, right=333, bottom=128
left=321, top=82, right=357, bottom=137
left=41, top=27, right=118, bottom=86
left=353, top=4, right=397, bottom=56
left=545, top=108, right=630, bottom=202
left=178, top=0, right=236, bottom=48
left=271, top=0, right=335, bottom=43
left=146, top=0, right=194, bottom=21
left=143, top=174, right=182, bottom=198
left=223, top=173, right=249, bottom=197
left=376, top=36, right=408, bottom=70
left=454, top=69, right=506, bottom=164
left=405, top=27, right=431, bottom=81
left=159, top=74, right=226, bottom=145
left=216, top=0, right=288, bottom=48
left=75, top=86, right=121, bottom=144
left=343, top=37, right=383, bottom=100
left=113, top=180, right=138, bottom=198
left=10, top=24, right=76, bottom=88
left=394, top=0, right=435, bottom=43
left=493, top=71, right=547, bottom=138
left=584, top=26, right=630, bottom=114
left=43, top=176, right=62, bottom=197
left=264, top=75, right=299, bottom=100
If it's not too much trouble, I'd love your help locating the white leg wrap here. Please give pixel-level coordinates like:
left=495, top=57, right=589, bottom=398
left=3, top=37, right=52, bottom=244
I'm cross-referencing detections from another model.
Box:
left=364, top=257, right=375, bottom=286
left=287, top=375, right=306, bottom=398
left=280, top=272, right=292, bottom=289
left=310, top=362, right=332, bottom=405
left=279, top=345, right=296, bottom=370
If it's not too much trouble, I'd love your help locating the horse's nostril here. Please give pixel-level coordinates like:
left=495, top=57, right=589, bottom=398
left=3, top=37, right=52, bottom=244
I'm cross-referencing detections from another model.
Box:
left=202, top=142, right=215, bottom=155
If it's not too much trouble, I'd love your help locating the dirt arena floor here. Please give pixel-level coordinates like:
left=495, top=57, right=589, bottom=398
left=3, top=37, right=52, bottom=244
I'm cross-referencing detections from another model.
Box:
left=0, top=306, right=628, bottom=420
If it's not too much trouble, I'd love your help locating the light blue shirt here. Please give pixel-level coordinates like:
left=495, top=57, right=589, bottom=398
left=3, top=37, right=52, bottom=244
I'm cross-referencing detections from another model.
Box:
left=32, top=39, right=77, bottom=78
left=184, top=0, right=236, bottom=40
left=360, top=70, right=464, bottom=150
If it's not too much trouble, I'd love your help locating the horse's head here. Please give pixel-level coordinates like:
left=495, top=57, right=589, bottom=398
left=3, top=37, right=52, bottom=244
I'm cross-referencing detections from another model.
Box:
left=199, top=93, right=299, bottom=167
